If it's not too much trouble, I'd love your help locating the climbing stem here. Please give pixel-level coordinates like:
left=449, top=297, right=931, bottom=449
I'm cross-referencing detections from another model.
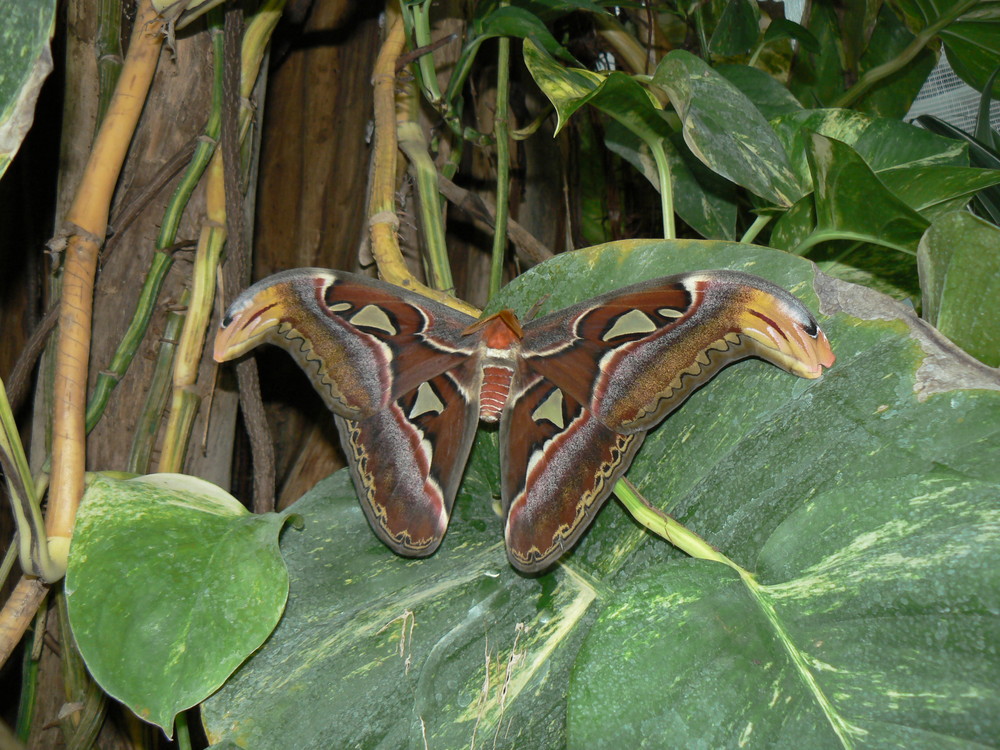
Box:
left=369, top=7, right=479, bottom=316
left=47, top=0, right=164, bottom=574
left=488, top=27, right=512, bottom=300
left=833, top=0, right=978, bottom=109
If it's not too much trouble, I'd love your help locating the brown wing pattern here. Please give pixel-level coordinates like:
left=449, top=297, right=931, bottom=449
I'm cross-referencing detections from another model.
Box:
left=214, top=268, right=478, bottom=420
left=500, top=270, right=834, bottom=571
left=521, top=270, right=834, bottom=433
left=336, top=362, right=480, bottom=557
left=500, top=371, right=643, bottom=572
left=214, top=269, right=482, bottom=556
left=216, top=267, right=834, bottom=572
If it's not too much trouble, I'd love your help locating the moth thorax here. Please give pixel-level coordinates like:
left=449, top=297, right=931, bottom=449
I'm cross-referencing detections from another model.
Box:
left=479, top=365, right=513, bottom=422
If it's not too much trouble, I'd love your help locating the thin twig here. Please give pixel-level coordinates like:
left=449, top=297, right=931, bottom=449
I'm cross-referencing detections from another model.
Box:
left=437, top=175, right=553, bottom=265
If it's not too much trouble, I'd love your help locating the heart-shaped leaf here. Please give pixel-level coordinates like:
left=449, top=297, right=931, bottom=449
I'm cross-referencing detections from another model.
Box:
left=918, top=209, right=1000, bottom=366
left=66, top=473, right=292, bottom=734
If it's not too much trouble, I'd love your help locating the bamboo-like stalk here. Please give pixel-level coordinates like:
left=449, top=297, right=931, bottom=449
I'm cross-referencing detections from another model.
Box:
left=370, top=9, right=480, bottom=317
left=157, top=0, right=285, bottom=474
left=0, top=577, right=48, bottom=675
left=157, top=156, right=226, bottom=474
left=85, top=9, right=226, bottom=434
left=47, top=0, right=164, bottom=574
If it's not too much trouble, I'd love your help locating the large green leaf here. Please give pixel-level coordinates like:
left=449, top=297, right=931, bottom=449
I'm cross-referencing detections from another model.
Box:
left=853, top=3, right=938, bottom=118
left=707, top=0, right=759, bottom=57
left=767, top=113, right=997, bottom=298
left=66, top=474, right=292, bottom=734
left=918, top=210, right=1000, bottom=366
left=770, top=109, right=969, bottom=195
left=201, top=240, right=999, bottom=748
left=801, top=131, right=930, bottom=255
left=652, top=50, right=804, bottom=207
left=0, top=0, right=57, bottom=182
left=716, top=63, right=804, bottom=121
left=892, top=0, right=1000, bottom=97
left=879, top=165, right=1000, bottom=220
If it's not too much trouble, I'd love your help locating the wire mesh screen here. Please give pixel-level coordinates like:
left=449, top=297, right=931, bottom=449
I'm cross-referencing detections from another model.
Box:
left=907, top=52, right=1000, bottom=132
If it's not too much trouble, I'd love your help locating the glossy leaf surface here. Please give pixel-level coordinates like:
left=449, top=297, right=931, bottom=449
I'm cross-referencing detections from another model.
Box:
left=0, top=0, right=57, bottom=181
left=202, top=241, right=999, bottom=749
left=918, top=209, right=1000, bottom=366
left=652, top=51, right=803, bottom=207
left=66, top=474, right=292, bottom=734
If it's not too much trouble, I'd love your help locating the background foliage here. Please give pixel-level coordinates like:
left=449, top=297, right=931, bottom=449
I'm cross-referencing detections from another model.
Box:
left=0, top=0, right=997, bottom=748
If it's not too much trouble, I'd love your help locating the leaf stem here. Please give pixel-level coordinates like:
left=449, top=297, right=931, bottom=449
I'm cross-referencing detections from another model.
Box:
left=175, top=712, right=192, bottom=750
left=792, top=230, right=916, bottom=257
left=489, top=27, right=512, bottom=300
left=740, top=213, right=772, bottom=244
left=832, top=0, right=978, bottom=109
left=614, top=478, right=750, bottom=577
left=650, top=143, right=675, bottom=239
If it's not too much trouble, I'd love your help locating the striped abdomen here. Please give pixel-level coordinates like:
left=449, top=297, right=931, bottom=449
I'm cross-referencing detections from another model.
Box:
left=479, top=365, right=514, bottom=422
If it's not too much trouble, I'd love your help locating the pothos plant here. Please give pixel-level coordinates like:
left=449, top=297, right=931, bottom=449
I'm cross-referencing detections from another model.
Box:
left=0, top=0, right=998, bottom=748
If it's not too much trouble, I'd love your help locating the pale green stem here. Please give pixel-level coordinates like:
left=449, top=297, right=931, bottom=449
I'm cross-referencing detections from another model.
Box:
left=85, top=10, right=225, bottom=433
left=175, top=712, right=192, bottom=750
left=397, top=120, right=454, bottom=292
left=410, top=0, right=442, bottom=104
left=650, top=143, right=675, bottom=240
left=127, top=293, right=188, bottom=474
left=0, top=377, right=59, bottom=581
left=489, top=30, right=512, bottom=300
left=740, top=213, right=772, bottom=244
left=614, top=478, right=748, bottom=575
left=0, top=543, right=16, bottom=594
left=792, top=231, right=916, bottom=257
left=618, top=474, right=861, bottom=747
left=95, top=0, right=123, bottom=128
